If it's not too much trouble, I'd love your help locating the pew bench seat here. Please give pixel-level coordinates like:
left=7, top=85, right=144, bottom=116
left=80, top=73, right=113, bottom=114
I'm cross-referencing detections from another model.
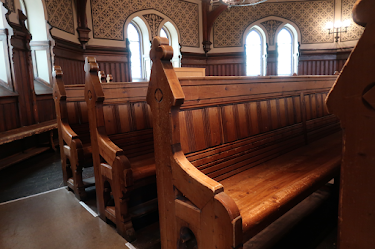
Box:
left=129, top=153, right=155, bottom=182
left=220, top=132, right=341, bottom=241
left=0, top=120, right=57, bottom=170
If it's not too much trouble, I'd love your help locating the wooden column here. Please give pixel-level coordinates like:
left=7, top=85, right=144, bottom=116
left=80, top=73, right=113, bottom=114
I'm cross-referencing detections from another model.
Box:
left=10, top=12, right=39, bottom=126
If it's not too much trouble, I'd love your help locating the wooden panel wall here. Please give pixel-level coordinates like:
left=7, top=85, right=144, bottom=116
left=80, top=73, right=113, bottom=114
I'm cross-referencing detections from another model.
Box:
left=298, top=49, right=351, bottom=75
left=183, top=49, right=351, bottom=77
left=182, top=52, right=246, bottom=76
left=37, top=95, right=56, bottom=123
left=53, top=37, right=131, bottom=85
left=0, top=96, right=20, bottom=132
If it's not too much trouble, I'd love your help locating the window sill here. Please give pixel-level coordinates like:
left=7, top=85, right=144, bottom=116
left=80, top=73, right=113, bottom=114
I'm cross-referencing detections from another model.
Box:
left=0, top=84, right=18, bottom=98
left=34, top=78, right=53, bottom=95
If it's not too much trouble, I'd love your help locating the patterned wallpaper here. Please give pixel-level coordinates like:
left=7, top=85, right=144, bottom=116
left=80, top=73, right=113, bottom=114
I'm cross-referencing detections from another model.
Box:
left=214, top=0, right=335, bottom=47
left=4, top=0, right=15, bottom=12
left=90, top=0, right=199, bottom=47
left=260, top=20, right=282, bottom=46
left=341, top=0, right=364, bottom=42
left=45, top=0, right=75, bottom=34
left=143, top=14, right=164, bottom=38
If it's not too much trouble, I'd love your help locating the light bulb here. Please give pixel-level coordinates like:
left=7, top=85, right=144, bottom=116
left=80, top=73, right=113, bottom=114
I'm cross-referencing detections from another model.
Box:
left=343, top=19, right=351, bottom=28
left=334, top=21, right=342, bottom=28
left=325, top=22, right=333, bottom=30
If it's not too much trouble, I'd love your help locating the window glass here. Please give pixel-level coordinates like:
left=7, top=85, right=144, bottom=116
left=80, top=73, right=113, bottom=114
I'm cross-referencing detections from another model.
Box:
left=246, top=30, right=262, bottom=76
left=127, top=23, right=142, bottom=79
left=35, top=50, right=50, bottom=83
left=160, top=28, right=168, bottom=40
left=0, top=40, right=7, bottom=82
left=277, top=28, right=293, bottom=76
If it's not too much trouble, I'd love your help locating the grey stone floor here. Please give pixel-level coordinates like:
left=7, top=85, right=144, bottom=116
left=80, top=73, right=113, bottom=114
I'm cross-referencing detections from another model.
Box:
left=0, top=149, right=338, bottom=249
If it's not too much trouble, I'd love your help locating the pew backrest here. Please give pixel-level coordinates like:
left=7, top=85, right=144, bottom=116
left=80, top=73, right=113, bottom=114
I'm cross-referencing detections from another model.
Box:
left=177, top=76, right=339, bottom=181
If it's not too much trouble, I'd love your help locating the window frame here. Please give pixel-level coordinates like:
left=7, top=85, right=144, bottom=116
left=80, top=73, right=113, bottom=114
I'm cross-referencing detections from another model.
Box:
left=244, top=26, right=267, bottom=76
left=0, top=28, right=12, bottom=89
left=159, top=21, right=181, bottom=68
left=245, top=28, right=264, bottom=76
left=276, top=24, right=299, bottom=76
left=127, top=21, right=144, bottom=81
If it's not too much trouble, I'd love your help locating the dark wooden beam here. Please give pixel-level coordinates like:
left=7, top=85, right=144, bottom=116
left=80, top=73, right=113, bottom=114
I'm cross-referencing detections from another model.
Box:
left=75, top=0, right=91, bottom=48
left=202, top=1, right=227, bottom=53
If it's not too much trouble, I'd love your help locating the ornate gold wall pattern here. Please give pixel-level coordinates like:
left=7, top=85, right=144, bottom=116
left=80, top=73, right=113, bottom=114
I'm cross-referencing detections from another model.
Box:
left=260, top=20, right=283, bottom=46
left=90, top=0, right=199, bottom=47
left=143, top=14, right=164, bottom=39
left=214, top=0, right=335, bottom=47
left=340, top=0, right=364, bottom=42
left=45, top=0, right=75, bottom=34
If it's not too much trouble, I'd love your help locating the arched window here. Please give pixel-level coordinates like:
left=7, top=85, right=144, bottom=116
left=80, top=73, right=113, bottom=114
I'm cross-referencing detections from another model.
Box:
left=0, top=3, right=12, bottom=87
left=160, top=22, right=181, bottom=68
left=127, top=22, right=143, bottom=80
left=160, top=27, right=169, bottom=40
left=246, top=30, right=263, bottom=76
left=277, top=28, right=293, bottom=76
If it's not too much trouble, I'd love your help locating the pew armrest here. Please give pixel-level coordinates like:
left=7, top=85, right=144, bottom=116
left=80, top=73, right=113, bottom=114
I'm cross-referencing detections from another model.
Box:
left=173, top=150, right=225, bottom=209
left=60, top=121, right=81, bottom=148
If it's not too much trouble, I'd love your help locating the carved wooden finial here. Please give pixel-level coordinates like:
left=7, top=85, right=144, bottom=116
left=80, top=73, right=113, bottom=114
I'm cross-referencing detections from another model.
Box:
left=53, top=65, right=63, bottom=78
left=53, top=65, right=66, bottom=100
left=98, top=71, right=106, bottom=83
left=84, top=57, right=99, bottom=73
left=150, top=36, right=173, bottom=63
left=147, top=36, right=184, bottom=109
left=352, top=0, right=375, bottom=27
left=106, top=74, right=113, bottom=83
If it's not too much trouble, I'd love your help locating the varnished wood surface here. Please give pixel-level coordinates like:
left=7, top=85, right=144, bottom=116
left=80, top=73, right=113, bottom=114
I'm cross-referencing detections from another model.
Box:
left=53, top=67, right=93, bottom=201
left=326, top=1, right=375, bottom=248
left=84, top=58, right=156, bottom=241
left=222, top=132, right=341, bottom=240
left=147, top=37, right=342, bottom=249
left=0, top=119, right=57, bottom=146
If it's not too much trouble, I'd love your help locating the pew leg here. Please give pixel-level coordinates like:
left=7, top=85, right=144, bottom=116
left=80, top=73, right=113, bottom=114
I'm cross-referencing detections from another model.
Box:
left=61, top=154, right=71, bottom=186
left=115, top=189, right=136, bottom=242
left=73, top=164, right=87, bottom=201
left=70, top=153, right=87, bottom=201
left=49, top=130, right=56, bottom=151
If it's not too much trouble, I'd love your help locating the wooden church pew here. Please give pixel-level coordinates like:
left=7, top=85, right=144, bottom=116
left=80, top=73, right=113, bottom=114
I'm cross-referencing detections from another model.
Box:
left=53, top=66, right=111, bottom=200
left=84, top=57, right=157, bottom=241
left=147, top=37, right=342, bottom=249
left=53, top=66, right=94, bottom=200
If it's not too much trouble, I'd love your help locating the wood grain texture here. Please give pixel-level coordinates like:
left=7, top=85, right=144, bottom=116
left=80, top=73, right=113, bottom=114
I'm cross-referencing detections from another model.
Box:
left=84, top=57, right=155, bottom=242
left=182, top=48, right=351, bottom=77
left=326, top=1, right=375, bottom=248
left=53, top=68, right=92, bottom=201
left=148, top=37, right=342, bottom=249
left=53, top=37, right=131, bottom=85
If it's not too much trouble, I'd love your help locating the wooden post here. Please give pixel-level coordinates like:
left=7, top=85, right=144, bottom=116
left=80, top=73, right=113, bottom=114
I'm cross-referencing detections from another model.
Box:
left=326, top=0, right=375, bottom=248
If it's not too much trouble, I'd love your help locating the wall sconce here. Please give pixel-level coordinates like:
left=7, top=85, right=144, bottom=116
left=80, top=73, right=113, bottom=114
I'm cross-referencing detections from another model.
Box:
left=326, top=20, right=351, bottom=42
